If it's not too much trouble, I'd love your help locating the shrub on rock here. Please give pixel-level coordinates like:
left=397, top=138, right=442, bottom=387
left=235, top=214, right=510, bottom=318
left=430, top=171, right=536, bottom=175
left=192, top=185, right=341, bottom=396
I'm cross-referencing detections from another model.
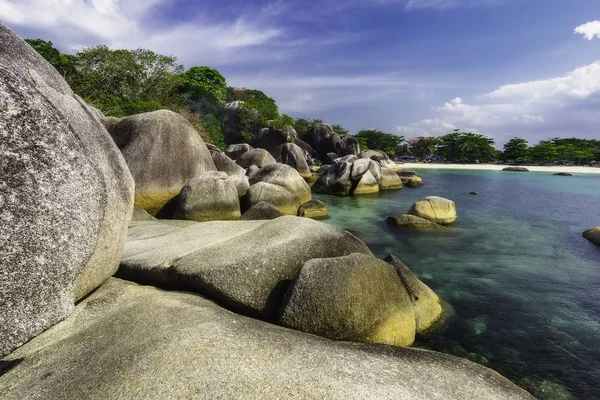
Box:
left=110, top=109, right=216, bottom=215
left=279, top=253, right=417, bottom=347
left=174, top=171, right=241, bottom=222
left=0, top=22, right=134, bottom=357
left=408, top=196, right=457, bottom=225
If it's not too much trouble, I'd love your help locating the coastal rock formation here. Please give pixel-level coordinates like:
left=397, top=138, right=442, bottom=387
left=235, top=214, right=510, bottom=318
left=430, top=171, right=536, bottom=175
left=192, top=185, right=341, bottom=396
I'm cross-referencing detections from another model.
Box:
left=280, top=254, right=417, bottom=347
left=503, top=167, right=529, bottom=172
left=399, top=171, right=424, bottom=188
left=379, top=167, right=404, bottom=189
left=359, top=149, right=403, bottom=172
left=583, top=227, right=600, bottom=245
left=354, top=170, right=380, bottom=194
left=247, top=164, right=312, bottom=215
left=237, top=148, right=277, bottom=169
left=312, top=160, right=354, bottom=195
left=119, top=217, right=372, bottom=319
left=385, top=255, right=442, bottom=333
left=0, top=278, right=534, bottom=400
left=240, top=201, right=284, bottom=220
left=298, top=199, right=328, bottom=219
left=225, top=143, right=253, bottom=161
left=277, top=142, right=312, bottom=179
left=222, top=101, right=244, bottom=144
left=304, top=123, right=360, bottom=161
left=0, top=22, right=134, bottom=357
left=212, top=151, right=246, bottom=176
left=554, top=172, right=573, bottom=176
left=110, top=110, right=216, bottom=215
left=174, top=172, right=241, bottom=222
left=252, top=124, right=297, bottom=157
left=228, top=174, right=250, bottom=197
left=131, top=208, right=157, bottom=222
left=100, top=115, right=121, bottom=133
left=408, top=196, right=457, bottom=225
left=387, top=214, right=448, bottom=230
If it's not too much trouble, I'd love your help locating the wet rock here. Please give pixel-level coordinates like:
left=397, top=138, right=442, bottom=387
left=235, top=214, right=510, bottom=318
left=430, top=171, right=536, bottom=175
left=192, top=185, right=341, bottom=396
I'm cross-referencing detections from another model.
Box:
left=387, top=214, right=448, bottom=230
left=408, top=196, right=457, bottom=226
left=297, top=199, right=328, bottom=219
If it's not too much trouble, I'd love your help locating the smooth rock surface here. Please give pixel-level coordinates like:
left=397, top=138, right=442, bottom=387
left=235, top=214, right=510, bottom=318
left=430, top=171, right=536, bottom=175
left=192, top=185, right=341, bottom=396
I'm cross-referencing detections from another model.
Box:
left=0, top=278, right=534, bottom=400
left=240, top=201, right=284, bottom=220
left=354, top=170, right=380, bottom=194
left=247, top=164, right=312, bottom=215
left=387, top=214, right=448, bottom=230
left=110, top=110, right=216, bottom=215
left=277, top=142, right=312, bottom=179
left=174, top=171, right=241, bottom=222
left=583, top=227, right=600, bottom=245
left=379, top=167, right=403, bottom=190
left=298, top=199, right=328, bottom=219
left=225, top=143, right=253, bottom=161
left=237, top=148, right=277, bottom=169
left=212, top=151, right=246, bottom=176
left=119, top=217, right=372, bottom=319
left=280, top=254, right=417, bottom=347
left=385, top=255, right=443, bottom=333
left=408, top=196, right=457, bottom=225
left=0, top=23, right=134, bottom=357
left=399, top=171, right=424, bottom=188
left=360, top=150, right=402, bottom=172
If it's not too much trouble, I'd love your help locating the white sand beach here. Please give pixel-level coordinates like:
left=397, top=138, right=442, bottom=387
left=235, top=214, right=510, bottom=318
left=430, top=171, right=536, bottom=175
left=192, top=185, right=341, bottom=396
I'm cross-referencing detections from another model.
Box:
left=400, top=163, right=600, bottom=175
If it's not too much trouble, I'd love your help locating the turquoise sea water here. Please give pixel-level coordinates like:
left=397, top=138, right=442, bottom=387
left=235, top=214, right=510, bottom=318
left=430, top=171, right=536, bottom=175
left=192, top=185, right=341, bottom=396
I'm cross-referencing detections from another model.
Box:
left=314, top=169, right=600, bottom=400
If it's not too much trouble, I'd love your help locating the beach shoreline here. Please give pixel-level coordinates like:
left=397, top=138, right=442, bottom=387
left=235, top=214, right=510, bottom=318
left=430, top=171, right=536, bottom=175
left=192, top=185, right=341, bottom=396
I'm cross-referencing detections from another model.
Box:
left=400, top=163, right=600, bottom=174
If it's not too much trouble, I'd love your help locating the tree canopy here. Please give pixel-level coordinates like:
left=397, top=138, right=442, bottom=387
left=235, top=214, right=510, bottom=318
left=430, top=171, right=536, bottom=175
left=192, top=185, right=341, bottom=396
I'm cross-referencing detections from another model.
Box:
left=355, top=129, right=405, bottom=155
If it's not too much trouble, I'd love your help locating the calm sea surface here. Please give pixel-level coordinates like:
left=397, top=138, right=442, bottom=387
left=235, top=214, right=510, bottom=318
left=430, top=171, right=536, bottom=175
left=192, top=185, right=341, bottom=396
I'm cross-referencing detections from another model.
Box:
left=314, top=169, right=600, bottom=400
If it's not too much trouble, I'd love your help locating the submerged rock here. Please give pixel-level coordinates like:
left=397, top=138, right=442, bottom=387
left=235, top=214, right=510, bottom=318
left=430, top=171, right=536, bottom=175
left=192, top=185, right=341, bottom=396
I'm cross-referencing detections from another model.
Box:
left=119, top=217, right=372, bottom=319
left=174, top=171, right=241, bottom=222
left=297, top=199, right=328, bottom=219
left=503, top=167, right=529, bottom=172
left=0, top=278, right=534, bottom=400
left=583, top=227, right=600, bottom=245
left=399, top=171, right=424, bottom=188
left=0, top=22, right=134, bottom=357
left=408, top=196, right=457, bottom=226
left=280, top=254, right=417, bottom=347
left=553, top=172, right=573, bottom=177
left=387, top=214, right=448, bottom=230
left=110, top=110, right=216, bottom=215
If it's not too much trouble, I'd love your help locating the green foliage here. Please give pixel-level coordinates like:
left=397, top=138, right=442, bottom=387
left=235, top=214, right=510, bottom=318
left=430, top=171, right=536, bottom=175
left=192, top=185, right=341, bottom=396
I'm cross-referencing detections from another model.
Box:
left=227, top=88, right=279, bottom=121
left=437, top=129, right=496, bottom=162
left=201, top=112, right=227, bottom=150
left=280, top=114, right=295, bottom=127
left=502, top=137, right=529, bottom=162
left=331, top=124, right=350, bottom=135
left=180, top=66, right=227, bottom=105
left=355, top=129, right=405, bottom=155
left=237, top=104, right=263, bottom=144
left=294, top=118, right=323, bottom=138
left=407, top=136, right=439, bottom=157
left=86, top=95, right=163, bottom=118
left=25, top=39, right=77, bottom=78
left=529, top=142, right=558, bottom=163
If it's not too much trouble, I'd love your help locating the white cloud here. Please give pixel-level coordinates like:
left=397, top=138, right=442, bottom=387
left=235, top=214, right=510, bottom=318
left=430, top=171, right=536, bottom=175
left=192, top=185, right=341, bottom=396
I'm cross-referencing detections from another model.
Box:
left=396, top=61, right=600, bottom=145
left=575, top=21, right=600, bottom=40
left=0, top=0, right=282, bottom=66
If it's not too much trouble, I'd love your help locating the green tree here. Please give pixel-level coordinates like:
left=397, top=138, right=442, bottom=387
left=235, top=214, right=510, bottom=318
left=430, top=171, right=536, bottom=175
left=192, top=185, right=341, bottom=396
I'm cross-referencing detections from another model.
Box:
left=529, top=141, right=558, bottom=163
left=502, top=137, right=529, bottom=162
left=180, top=66, right=227, bottom=107
left=25, top=39, right=76, bottom=78
left=437, top=130, right=495, bottom=162
left=280, top=114, right=295, bottom=127
left=331, top=124, right=350, bottom=135
left=226, top=88, right=278, bottom=121
left=294, top=118, right=323, bottom=138
left=407, top=136, right=439, bottom=157
left=355, top=129, right=405, bottom=155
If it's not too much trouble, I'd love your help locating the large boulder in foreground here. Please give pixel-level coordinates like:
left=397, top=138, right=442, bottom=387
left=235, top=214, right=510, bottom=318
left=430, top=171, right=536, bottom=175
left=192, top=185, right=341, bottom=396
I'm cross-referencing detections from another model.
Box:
left=385, top=255, right=442, bottom=333
left=0, top=23, right=134, bottom=357
left=247, top=164, right=312, bottom=215
left=0, top=278, right=534, bottom=400
left=119, top=217, right=372, bottom=319
left=280, top=254, right=417, bottom=347
left=173, top=171, right=241, bottom=222
left=110, top=110, right=216, bottom=215
left=408, top=196, right=457, bottom=225
left=583, top=227, right=600, bottom=245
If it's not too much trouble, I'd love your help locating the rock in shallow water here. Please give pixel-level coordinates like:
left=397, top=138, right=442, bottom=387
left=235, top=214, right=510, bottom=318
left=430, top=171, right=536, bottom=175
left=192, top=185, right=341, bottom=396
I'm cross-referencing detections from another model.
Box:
left=387, top=214, right=449, bottom=230
left=297, top=199, right=328, bottom=219
left=119, top=217, right=372, bottom=319
left=0, top=278, right=534, bottom=400
left=583, top=227, right=600, bottom=245
left=408, top=196, right=457, bottom=226
left=503, top=167, right=529, bottom=172
left=0, top=22, right=134, bottom=357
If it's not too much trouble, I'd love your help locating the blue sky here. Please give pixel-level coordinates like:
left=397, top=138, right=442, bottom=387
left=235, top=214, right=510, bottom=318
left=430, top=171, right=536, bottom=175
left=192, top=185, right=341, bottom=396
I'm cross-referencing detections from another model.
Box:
left=3, top=0, right=600, bottom=146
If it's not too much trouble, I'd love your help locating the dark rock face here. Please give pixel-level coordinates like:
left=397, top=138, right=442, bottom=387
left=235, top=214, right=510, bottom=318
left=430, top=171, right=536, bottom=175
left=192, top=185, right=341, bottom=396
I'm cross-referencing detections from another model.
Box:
left=0, top=22, right=134, bottom=357
left=240, top=201, right=284, bottom=220
left=277, top=143, right=312, bottom=179
left=252, top=125, right=297, bottom=157
left=553, top=172, right=573, bottom=176
left=304, top=123, right=361, bottom=162
left=583, top=227, right=600, bottom=245
left=503, top=167, right=529, bottom=172
left=294, top=138, right=316, bottom=162
left=399, top=171, right=424, bottom=188
left=174, top=172, right=241, bottom=222
left=237, top=148, right=277, bottom=169
left=222, top=101, right=244, bottom=144
left=110, top=110, right=216, bottom=215
left=360, top=150, right=402, bottom=172
left=225, top=143, right=253, bottom=161
left=119, top=218, right=373, bottom=319
left=280, top=254, right=417, bottom=347
left=0, top=278, right=534, bottom=400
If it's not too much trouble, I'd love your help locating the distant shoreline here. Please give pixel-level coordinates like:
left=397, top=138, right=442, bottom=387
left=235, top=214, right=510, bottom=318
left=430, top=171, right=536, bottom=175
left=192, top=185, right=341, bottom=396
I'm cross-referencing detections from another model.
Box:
left=400, top=163, right=600, bottom=174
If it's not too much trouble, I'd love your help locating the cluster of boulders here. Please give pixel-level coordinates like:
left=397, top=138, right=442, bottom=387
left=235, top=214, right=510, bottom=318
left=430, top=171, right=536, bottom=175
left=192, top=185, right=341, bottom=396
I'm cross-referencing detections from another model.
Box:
left=388, top=196, right=457, bottom=230
left=0, top=23, right=534, bottom=399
